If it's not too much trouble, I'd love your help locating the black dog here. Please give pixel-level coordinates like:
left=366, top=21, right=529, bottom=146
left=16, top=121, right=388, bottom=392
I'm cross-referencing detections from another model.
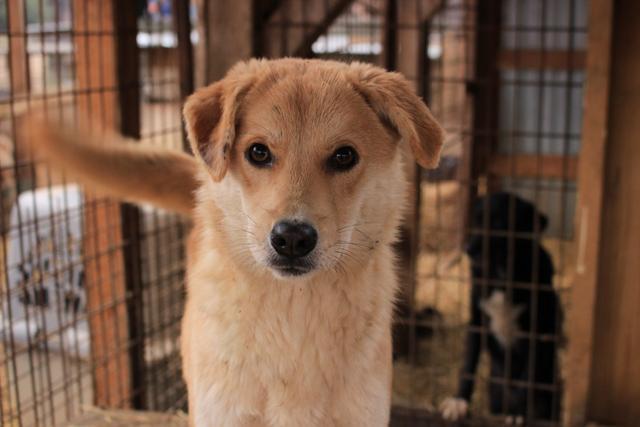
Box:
left=442, top=192, right=562, bottom=423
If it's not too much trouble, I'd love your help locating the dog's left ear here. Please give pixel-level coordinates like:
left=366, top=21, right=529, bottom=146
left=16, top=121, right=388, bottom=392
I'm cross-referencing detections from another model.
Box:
left=537, top=211, right=549, bottom=231
left=346, top=63, right=444, bottom=168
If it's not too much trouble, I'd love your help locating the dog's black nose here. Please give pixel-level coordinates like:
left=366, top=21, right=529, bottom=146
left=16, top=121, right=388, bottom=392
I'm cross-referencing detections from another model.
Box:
left=270, top=220, right=318, bottom=258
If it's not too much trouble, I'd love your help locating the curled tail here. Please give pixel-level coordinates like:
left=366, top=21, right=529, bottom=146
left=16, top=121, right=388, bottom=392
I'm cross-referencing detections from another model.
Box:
left=20, top=114, right=199, bottom=217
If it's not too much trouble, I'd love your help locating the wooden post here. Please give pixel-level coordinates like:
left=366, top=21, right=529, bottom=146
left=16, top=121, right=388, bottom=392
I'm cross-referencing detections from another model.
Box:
left=452, top=0, right=476, bottom=250
left=194, top=0, right=254, bottom=85
left=581, top=1, right=640, bottom=425
left=6, top=0, right=34, bottom=191
left=114, top=0, right=146, bottom=410
left=72, top=0, right=133, bottom=409
left=388, top=0, right=441, bottom=358
left=258, top=0, right=356, bottom=59
left=196, top=0, right=357, bottom=89
left=0, top=342, right=11, bottom=425
left=3, top=1, right=27, bottom=421
left=470, top=0, right=501, bottom=188
left=6, top=0, right=29, bottom=95
left=563, top=1, right=613, bottom=426
left=388, top=0, right=418, bottom=360
left=173, top=0, right=195, bottom=152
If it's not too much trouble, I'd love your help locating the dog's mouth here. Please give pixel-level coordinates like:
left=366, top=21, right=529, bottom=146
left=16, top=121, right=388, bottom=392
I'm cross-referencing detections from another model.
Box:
left=268, top=255, right=316, bottom=277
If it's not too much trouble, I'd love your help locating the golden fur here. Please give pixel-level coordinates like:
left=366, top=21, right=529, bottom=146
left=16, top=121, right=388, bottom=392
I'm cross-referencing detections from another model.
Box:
left=21, top=58, right=443, bottom=426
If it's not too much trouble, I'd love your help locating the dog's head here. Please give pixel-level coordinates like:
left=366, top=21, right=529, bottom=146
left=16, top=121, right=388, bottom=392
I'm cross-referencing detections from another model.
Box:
left=466, top=192, right=549, bottom=262
left=183, top=59, right=443, bottom=280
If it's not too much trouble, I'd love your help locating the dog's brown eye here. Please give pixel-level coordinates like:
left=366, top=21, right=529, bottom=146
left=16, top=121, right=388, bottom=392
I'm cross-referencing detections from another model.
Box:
left=246, top=143, right=272, bottom=167
left=328, top=146, right=358, bottom=172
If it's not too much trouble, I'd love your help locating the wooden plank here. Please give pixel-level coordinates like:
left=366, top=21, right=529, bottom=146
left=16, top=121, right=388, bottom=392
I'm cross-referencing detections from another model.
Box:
left=293, top=0, right=354, bottom=57
left=470, top=0, right=501, bottom=181
left=6, top=0, right=33, bottom=190
left=172, top=0, right=195, bottom=152
left=72, top=0, right=132, bottom=409
left=487, top=154, right=578, bottom=180
left=113, top=0, right=145, bottom=410
left=172, top=0, right=195, bottom=92
left=586, top=0, right=640, bottom=425
left=261, top=0, right=358, bottom=58
left=383, top=0, right=398, bottom=69
left=499, top=49, right=586, bottom=70
left=67, top=407, right=187, bottom=427
left=194, top=0, right=253, bottom=84
left=563, top=0, right=614, bottom=426
left=6, top=0, right=29, bottom=94
left=454, top=0, right=477, bottom=250
left=389, top=0, right=440, bottom=359
left=389, top=0, right=420, bottom=359
left=0, top=342, right=12, bottom=426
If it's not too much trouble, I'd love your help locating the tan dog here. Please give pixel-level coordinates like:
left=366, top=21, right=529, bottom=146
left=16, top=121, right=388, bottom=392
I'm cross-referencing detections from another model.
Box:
left=23, top=59, right=443, bottom=426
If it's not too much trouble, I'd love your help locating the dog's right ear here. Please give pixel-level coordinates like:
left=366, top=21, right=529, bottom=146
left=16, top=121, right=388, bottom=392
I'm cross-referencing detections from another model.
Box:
left=183, top=77, right=253, bottom=181
left=183, top=82, right=223, bottom=178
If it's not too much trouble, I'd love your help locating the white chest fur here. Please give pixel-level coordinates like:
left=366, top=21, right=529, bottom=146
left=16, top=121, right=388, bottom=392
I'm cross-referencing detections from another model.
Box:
left=185, top=246, right=396, bottom=427
left=479, top=290, right=524, bottom=348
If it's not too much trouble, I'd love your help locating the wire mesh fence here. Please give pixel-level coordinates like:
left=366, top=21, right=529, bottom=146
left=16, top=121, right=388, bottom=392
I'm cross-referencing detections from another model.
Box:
left=0, top=0, right=587, bottom=426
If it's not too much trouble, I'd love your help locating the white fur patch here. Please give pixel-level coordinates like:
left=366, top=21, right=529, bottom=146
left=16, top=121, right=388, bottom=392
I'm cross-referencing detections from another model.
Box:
left=440, top=397, right=469, bottom=421
left=479, top=291, right=524, bottom=348
left=505, top=415, right=525, bottom=425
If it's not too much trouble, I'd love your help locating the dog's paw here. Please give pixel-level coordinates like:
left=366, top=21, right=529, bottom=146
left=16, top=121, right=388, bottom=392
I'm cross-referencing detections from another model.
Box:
left=439, top=397, right=469, bottom=421
left=505, top=415, right=524, bottom=425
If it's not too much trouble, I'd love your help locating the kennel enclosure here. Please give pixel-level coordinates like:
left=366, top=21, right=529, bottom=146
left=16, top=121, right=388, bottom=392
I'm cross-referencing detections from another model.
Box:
left=1, top=1, right=638, bottom=426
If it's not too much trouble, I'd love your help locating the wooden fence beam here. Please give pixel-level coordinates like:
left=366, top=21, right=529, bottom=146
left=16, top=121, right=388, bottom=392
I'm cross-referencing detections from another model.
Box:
left=73, top=0, right=133, bottom=409
left=7, top=0, right=29, bottom=95
left=388, top=0, right=441, bottom=360
left=194, top=0, right=254, bottom=85
left=564, top=0, right=614, bottom=425
left=498, top=49, right=586, bottom=71
left=487, top=154, right=578, bottom=180
left=584, top=1, right=640, bottom=425
left=260, top=0, right=356, bottom=58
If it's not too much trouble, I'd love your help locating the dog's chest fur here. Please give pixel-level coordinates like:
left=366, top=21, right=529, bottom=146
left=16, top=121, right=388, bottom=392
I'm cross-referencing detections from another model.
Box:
left=184, top=229, right=396, bottom=426
left=479, top=290, right=524, bottom=348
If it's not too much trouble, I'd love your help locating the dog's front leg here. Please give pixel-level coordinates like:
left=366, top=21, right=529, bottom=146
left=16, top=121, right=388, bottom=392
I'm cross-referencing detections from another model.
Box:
left=328, top=334, right=393, bottom=427
left=190, top=366, right=267, bottom=427
left=440, top=287, right=483, bottom=421
left=192, top=392, right=267, bottom=427
left=330, top=376, right=391, bottom=427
